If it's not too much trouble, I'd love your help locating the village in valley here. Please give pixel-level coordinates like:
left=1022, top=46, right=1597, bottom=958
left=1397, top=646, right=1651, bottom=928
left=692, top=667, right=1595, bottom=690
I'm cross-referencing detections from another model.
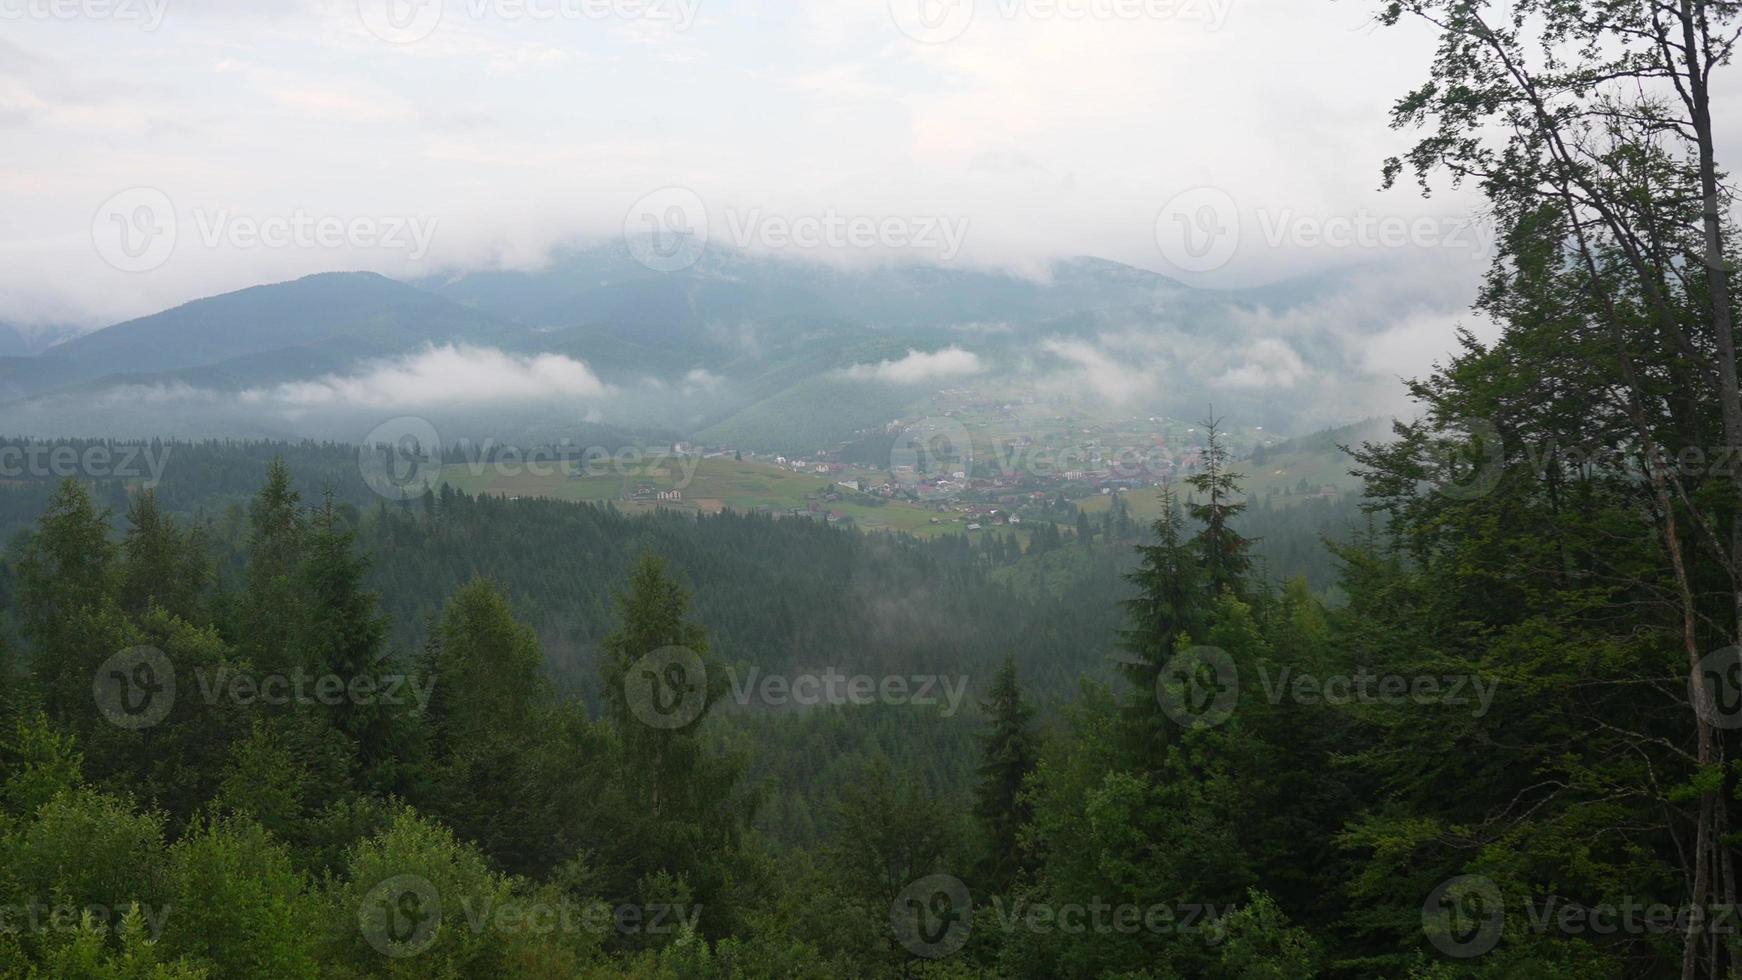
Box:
left=441, top=384, right=1357, bottom=543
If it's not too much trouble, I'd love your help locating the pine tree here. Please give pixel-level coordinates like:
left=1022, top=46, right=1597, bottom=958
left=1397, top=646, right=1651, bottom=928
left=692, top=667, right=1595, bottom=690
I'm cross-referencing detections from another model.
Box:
left=427, top=578, right=548, bottom=754
left=600, top=552, right=713, bottom=737
left=595, top=551, right=756, bottom=940
left=827, top=757, right=967, bottom=967
left=1116, top=488, right=1206, bottom=730
left=17, top=479, right=114, bottom=640
left=241, top=459, right=305, bottom=673
left=16, top=480, right=120, bottom=725
left=119, top=488, right=206, bottom=622
left=296, top=492, right=398, bottom=790
left=1185, top=418, right=1252, bottom=599
left=597, top=552, right=734, bottom=826
left=974, top=654, right=1038, bottom=894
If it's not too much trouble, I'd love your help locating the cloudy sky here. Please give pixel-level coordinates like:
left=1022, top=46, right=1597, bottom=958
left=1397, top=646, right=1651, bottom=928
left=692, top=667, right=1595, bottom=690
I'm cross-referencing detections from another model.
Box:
left=1, top=0, right=1501, bottom=341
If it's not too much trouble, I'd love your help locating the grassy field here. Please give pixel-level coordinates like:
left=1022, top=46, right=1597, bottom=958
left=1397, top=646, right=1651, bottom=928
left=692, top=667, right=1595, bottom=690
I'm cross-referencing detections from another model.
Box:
left=432, top=416, right=1358, bottom=543
left=438, top=456, right=1032, bottom=540
left=437, top=432, right=1361, bottom=542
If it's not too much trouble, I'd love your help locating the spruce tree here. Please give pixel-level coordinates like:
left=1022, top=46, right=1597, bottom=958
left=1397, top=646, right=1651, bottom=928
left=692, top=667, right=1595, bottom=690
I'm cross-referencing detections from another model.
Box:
left=16, top=480, right=119, bottom=725
left=427, top=578, right=548, bottom=754
left=296, top=492, right=399, bottom=791
left=974, top=654, right=1038, bottom=894
left=1116, top=487, right=1207, bottom=751
left=241, top=459, right=305, bottom=673
left=1185, top=418, right=1253, bottom=599
left=119, top=488, right=206, bottom=623
left=596, top=551, right=755, bottom=939
left=1119, top=490, right=1202, bottom=683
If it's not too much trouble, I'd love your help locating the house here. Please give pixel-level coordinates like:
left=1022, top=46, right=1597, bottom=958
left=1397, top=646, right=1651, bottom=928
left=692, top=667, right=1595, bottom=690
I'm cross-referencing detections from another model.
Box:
left=657, top=489, right=683, bottom=502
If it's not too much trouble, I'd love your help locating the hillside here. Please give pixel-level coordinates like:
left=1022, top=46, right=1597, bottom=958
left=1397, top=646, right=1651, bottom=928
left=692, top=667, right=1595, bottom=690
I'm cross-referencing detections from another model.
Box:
left=42, top=271, right=514, bottom=384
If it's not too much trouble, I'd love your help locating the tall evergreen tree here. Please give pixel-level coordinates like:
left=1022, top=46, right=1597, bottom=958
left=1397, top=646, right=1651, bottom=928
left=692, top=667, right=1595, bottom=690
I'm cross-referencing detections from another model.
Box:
left=15, top=480, right=120, bottom=725
left=241, top=459, right=305, bottom=674
left=1185, top=418, right=1252, bottom=599
left=296, top=492, right=399, bottom=792
left=1116, top=488, right=1205, bottom=705
left=119, top=488, right=206, bottom=623
left=596, top=552, right=757, bottom=938
left=426, top=578, right=548, bottom=754
left=973, top=654, right=1038, bottom=894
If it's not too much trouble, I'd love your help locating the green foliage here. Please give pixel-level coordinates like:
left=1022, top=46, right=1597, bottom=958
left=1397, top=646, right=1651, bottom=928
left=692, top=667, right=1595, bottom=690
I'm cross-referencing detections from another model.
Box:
left=327, top=805, right=520, bottom=976
left=1184, top=419, right=1253, bottom=600
left=14, top=480, right=120, bottom=726
left=118, top=490, right=207, bottom=625
left=158, top=818, right=321, bottom=978
left=426, top=579, right=548, bottom=752
left=972, top=656, right=1038, bottom=895
left=0, top=344, right=1722, bottom=980
left=1212, top=890, right=1321, bottom=979
left=0, top=714, right=83, bottom=819
left=14, top=906, right=210, bottom=980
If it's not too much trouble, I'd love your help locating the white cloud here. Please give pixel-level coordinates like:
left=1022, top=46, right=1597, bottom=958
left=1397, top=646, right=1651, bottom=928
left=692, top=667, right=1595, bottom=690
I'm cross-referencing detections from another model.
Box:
left=0, top=1, right=1505, bottom=327
left=1359, top=309, right=1501, bottom=383
left=1037, top=337, right=1164, bottom=405
left=681, top=367, right=723, bottom=394
left=1212, top=338, right=1307, bottom=389
left=840, top=346, right=983, bottom=383
left=241, top=344, right=612, bottom=410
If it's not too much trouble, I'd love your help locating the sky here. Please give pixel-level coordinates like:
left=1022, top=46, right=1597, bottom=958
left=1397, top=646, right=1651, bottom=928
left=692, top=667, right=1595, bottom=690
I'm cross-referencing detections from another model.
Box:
left=0, top=0, right=1508, bottom=337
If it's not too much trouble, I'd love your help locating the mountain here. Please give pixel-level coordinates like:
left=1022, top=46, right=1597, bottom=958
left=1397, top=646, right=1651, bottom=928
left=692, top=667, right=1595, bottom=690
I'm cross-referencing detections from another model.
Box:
left=0, top=246, right=1402, bottom=447
left=419, top=243, right=1205, bottom=333
left=43, top=271, right=514, bottom=383
left=0, top=321, right=79, bottom=357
